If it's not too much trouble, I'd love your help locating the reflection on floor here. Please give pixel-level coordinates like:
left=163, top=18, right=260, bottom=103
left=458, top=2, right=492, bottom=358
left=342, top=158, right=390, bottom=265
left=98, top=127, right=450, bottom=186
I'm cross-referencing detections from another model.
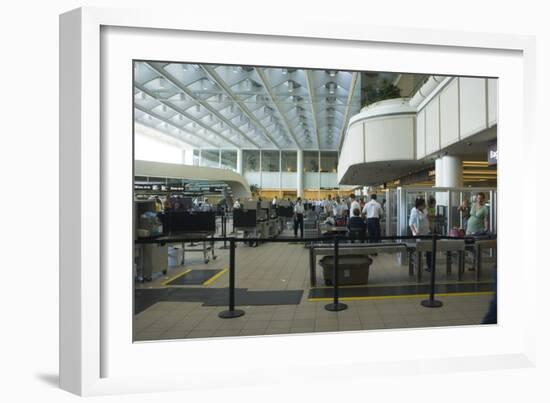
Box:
left=134, top=234, right=496, bottom=341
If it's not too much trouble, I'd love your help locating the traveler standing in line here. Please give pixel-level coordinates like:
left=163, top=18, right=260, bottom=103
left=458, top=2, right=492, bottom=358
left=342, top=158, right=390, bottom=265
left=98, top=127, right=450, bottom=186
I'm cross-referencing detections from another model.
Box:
left=349, top=194, right=361, bottom=217
left=347, top=207, right=367, bottom=242
left=323, top=194, right=333, bottom=216
left=409, top=198, right=432, bottom=272
left=154, top=196, right=163, bottom=213
left=293, top=197, right=305, bottom=238
left=333, top=196, right=348, bottom=224
left=458, top=199, right=471, bottom=230
left=466, top=193, right=489, bottom=235
left=272, top=195, right=278, bottom=208
left=163, top=193, right=173, bottom=212
left=362, top=193, right=384, bottom=243
left=201, top=198, right=212, bottom=212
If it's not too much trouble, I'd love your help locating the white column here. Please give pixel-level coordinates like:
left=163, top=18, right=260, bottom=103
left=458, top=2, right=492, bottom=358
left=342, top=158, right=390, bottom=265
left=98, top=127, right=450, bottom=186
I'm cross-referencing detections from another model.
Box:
left=442, top=155, right=463, bottom=187
left=297, top=149, right=304, bottom=198
left=181, top=148, right=193, bottom=164
left=279, top=151, right=282, bottom=197
left=435, top=157, right=445, bottom=206
left=236, top=149, right=243, bottom=175
left=435, top=155, right=462, bottom=206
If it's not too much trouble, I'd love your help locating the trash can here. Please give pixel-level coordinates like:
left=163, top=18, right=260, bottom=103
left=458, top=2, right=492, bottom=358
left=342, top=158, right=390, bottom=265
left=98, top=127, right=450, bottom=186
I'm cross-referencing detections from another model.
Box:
left=319, top=255, right=373, bottom=286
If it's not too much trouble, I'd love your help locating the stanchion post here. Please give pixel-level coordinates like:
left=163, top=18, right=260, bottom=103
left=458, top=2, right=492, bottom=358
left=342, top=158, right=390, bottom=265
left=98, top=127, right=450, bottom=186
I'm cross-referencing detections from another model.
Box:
left=421, top=234, right=443, bottom=308
left=219, top=238, right=245, bottom=318
left=219, top=214, right=229, bottom=250
left=325, top=237, right=348, bottom=312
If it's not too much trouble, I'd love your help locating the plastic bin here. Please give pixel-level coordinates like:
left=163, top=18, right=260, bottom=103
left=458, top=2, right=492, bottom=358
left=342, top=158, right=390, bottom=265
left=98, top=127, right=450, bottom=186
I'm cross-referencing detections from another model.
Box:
left=167, top=246, right=183, bottom=267
left=319, top=255, right=372, bottom=286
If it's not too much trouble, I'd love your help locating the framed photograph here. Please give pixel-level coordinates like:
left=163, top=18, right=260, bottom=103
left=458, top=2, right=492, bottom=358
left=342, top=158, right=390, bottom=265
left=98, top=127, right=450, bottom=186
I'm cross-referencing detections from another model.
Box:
left=60, top=6, right=536, bottom=396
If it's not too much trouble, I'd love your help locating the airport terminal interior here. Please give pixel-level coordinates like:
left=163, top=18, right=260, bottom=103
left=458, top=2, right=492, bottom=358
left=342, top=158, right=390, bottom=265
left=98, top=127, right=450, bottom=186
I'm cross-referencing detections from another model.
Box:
left=133, top=61, right=498, bottom=341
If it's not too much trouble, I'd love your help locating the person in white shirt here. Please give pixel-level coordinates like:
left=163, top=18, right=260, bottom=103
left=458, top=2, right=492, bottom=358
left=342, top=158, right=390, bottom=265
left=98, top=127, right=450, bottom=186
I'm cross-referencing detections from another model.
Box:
left=272, top=196, right=278, bottom=208
left=200, top=198, right=212, bottom=212
left=322, top=194, right=334, bottom=216
left=349, top=194, right=361, bottom=218
left=293, top=197, right=305, bottom=238
left=233, top=198, right=242, bottom=210
left=409, top=198, right=432, bottom=272
left=362, top=194, right=384, bottom=243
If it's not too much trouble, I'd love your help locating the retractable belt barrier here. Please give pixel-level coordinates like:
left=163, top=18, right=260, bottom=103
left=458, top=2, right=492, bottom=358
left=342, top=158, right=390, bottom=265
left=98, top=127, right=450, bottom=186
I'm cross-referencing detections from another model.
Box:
left=135, top=234, right=496, bottom=318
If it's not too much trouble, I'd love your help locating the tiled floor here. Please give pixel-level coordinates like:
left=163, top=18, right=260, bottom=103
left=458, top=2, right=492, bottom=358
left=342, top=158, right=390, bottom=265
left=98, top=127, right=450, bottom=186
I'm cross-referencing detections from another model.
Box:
left=134, top=234, right=495, bottom=341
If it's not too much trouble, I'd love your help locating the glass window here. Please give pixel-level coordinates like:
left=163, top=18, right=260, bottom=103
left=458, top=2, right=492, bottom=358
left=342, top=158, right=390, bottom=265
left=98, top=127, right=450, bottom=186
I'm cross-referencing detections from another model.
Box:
left=304, top=151, right=319, bottom=172
left=320, top=151, right=338, bottom=173
left=193, top=149, right=200, bottom=166
left=221, top=150, right=237, bottom=171
left=243, top=150, right=260, bottom=172
left=281, top=151, right=297, bottom=172
left=261, top=150, right=280, bottom=172
left=201, top=149, right=220, bottom=168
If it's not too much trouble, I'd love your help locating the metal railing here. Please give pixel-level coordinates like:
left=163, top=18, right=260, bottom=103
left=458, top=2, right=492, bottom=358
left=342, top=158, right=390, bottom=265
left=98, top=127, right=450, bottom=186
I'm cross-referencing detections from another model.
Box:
left=136, top=233, right=496, bottom=318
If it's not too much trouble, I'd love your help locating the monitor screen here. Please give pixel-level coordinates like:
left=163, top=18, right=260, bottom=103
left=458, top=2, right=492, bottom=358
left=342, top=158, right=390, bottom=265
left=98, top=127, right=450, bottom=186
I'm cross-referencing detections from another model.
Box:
left=277, top=206, right=294, bottom=217
left=233, top=209, right=257, bottom=227
left=161, top=211, right=216, bottom=234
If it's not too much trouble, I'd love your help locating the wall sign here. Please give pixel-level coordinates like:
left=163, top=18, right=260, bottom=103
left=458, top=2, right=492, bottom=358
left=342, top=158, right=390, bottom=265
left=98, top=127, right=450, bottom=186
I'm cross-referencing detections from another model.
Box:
left=488, top=141, right=498, bottom=166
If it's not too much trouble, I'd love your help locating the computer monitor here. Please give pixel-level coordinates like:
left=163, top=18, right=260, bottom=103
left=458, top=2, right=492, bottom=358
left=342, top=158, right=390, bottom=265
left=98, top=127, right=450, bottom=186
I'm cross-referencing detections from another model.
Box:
left=233, top=209, right=257, bottom=227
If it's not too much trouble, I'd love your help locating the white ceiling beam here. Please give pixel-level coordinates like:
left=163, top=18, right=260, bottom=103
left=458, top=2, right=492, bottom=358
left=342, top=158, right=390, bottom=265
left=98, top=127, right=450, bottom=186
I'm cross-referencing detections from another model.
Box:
left=134, top=104, right=221, bottom=149
left=135, top=121, right=202, bottom=149
left=337, top=72, right=359, bottom=152
left=305, top=71, right=322, bottom=149
left=142, top=62, right=261, bottom=149
left=201, top=65, right=282, bottom=150
left=135, top=83, right=242, bottom=149
left=254, top=67, right=302, bottom=150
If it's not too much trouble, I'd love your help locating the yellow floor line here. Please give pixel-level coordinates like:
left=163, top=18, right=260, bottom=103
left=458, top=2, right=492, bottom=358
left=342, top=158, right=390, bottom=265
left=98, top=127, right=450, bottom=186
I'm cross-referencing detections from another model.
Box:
left=202, top=268, right=228, bottom=286
left=312, top=281, right=492, bottom=290
left=161, top=268, right=192, bottom=286
left=307, top=291, right=494, bottom=302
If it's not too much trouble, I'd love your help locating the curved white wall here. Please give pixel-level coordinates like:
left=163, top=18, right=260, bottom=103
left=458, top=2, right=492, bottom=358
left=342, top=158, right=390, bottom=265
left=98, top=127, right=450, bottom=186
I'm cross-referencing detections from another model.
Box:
left=364, top=115, right=415, bottom=162
left=339, top=77, right=498, bottom=186
left=338, top=98, right=416, bottom=184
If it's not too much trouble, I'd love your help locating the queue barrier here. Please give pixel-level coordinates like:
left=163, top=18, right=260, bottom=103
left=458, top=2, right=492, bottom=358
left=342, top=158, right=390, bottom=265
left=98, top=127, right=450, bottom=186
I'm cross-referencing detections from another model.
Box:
left=135, top=234, right=496, bottom=318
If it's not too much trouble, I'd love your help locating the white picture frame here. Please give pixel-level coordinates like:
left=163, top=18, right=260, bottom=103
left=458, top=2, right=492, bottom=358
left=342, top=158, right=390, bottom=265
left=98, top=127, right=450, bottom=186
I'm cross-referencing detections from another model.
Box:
left=60, top=6, right=537, bottom=396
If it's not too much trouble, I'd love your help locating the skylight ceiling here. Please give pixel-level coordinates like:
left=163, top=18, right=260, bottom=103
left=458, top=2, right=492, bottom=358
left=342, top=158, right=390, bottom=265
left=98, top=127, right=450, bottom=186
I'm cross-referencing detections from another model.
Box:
left=133, top=61, right=362, bottom=150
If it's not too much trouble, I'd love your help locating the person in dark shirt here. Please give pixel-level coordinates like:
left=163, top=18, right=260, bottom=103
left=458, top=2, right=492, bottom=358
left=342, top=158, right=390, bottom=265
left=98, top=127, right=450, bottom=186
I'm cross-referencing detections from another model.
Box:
left=347, top=208, right=366, bottom=241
